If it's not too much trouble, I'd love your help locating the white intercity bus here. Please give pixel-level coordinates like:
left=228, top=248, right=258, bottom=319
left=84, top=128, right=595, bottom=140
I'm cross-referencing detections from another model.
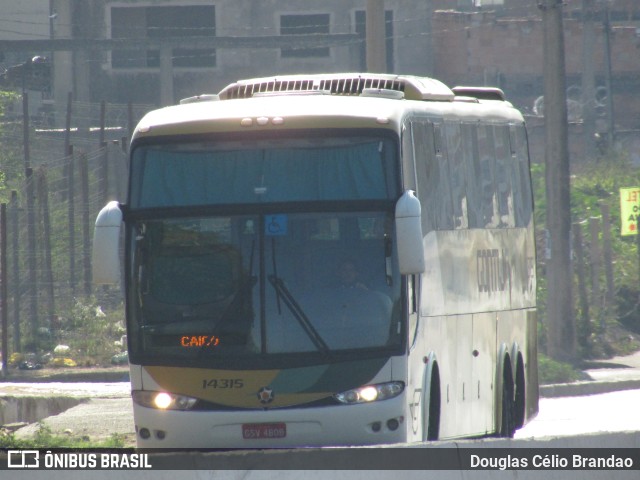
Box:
left=93, top=73, right=538, bottom=448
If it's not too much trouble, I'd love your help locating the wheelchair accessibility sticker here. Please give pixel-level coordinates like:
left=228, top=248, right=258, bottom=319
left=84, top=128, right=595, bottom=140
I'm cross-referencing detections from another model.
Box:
left=265, top=214, right=288, bottom=236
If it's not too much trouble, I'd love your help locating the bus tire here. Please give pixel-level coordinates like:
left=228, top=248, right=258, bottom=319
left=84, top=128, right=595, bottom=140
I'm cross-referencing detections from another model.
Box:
left=424, top=364, right=440, bottom=441
left=498, top=359, right=516, bottom=438
left=514, top=353, right=526, bottom=429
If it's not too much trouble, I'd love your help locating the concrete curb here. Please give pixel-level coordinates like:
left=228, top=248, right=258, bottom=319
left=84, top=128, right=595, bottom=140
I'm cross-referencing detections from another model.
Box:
left=0, top=395, right=88, bottom=426
left=540, top=379, right=640, bottom=398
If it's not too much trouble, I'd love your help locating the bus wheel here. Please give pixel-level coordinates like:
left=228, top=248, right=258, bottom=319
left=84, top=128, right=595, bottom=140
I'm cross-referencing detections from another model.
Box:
left=514, top=355, right=526, bottom=429
left=499, top=365, right=516, bottom=438
left=426, top=366, right=440, bottom=441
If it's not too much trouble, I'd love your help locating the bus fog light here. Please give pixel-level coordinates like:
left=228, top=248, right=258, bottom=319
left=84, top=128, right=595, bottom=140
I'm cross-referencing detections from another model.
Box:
left=139, top=428, right=151, bottom=439
left=387, top=418, right=399, bottom=431
left=371, top=422, right=382, bottom=432
left=335, top=381, right=404, bottom=404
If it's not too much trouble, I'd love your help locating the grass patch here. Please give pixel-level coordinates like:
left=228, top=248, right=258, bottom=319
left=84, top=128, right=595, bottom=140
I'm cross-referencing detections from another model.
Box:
left=0, top=423, right=127, bottom=448
left=538, top=354, right=584, bottom=385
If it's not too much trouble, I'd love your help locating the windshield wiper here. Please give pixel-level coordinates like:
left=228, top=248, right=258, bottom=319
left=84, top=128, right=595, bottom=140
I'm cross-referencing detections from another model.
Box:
left=267, top=274, right=329, bottom=353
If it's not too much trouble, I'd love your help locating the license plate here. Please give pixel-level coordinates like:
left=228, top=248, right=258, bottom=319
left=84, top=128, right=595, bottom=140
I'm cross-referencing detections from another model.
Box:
left=242, top=422, right=287, bottom=440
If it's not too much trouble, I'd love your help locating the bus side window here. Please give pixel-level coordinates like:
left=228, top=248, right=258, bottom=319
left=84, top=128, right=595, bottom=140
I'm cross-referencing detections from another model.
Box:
left=408, top=121, right=433, bottom=233
left=403, top=120, right=438, bottom=242
left=462, top=123, right=482, bottom=229
left=433, top=124, right=454, bottom=230
left=411, top=120, right=453, bottom=231
left=509, top=125, right=534, bottom=227
left=477, top=125, right=498, bottom=228
left=402, top=122, right=417, bottom=194
left=408, top=274, right=419, bottom=347
left=445, top=122, right=468, bottom=229
left=494, top=125, right=515, bottom=228
left=408, top=274, right=418, bottom=314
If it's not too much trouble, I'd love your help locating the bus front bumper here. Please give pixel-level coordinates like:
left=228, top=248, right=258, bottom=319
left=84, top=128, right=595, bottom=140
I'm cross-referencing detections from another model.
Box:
left=133, top=393, right=408, bottom=448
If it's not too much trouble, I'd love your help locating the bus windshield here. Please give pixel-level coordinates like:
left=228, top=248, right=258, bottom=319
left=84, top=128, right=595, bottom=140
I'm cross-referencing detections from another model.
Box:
left=130, top=136, right=397, bottom=208
left=129, top=211, right=402, bottom=363
left=126, top=134, right=402, bottom=365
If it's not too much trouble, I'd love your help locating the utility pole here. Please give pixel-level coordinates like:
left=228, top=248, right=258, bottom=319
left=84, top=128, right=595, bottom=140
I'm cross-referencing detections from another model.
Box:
left=602, top=1, right=615, bottom=147
left=366, top=0, right=386, bottom=73
left=159, top=46, right=174, bottom=106
left=581, top=0, right=597, bottom=159
left=541, top=0, right=576, bottom=363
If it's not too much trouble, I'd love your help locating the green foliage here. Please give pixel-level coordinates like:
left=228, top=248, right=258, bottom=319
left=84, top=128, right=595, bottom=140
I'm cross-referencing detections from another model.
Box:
left=571, top=153, right=640, bottom=341
left=0, top=169, right=6, bottom=200
left=0, top=89, right=22, bottom=203
left=535, top=149, right=640, bottom=361
left=530, top=163, right=546, bottom=227
left=538, top=354, right=583, bottom=384
left=0, top=88, right=128, bottom=364
left=571, top=151, right=632, bottom=220
left=0, top=90, right=19, bottom=114
left=0, top=423, right=126, bottom=448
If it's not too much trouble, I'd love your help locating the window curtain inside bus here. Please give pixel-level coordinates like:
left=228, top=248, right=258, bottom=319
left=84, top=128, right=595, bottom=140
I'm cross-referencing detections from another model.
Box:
left=135, top=142, right=388, bottom=207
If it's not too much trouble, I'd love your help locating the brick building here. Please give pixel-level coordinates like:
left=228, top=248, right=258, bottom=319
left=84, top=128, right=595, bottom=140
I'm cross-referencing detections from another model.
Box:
left=432, top=1, right=640, bottom=128
left=430, top=0, right=640, bottom=163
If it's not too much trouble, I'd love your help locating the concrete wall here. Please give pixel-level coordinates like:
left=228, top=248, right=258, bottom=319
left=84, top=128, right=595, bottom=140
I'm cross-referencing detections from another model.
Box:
left=92, top=0, right=435, bottom=106
left=0, top=0, right=50, bottom=41
left=0, top=0, right=50, bottom=68
left=0, top=396, right=84, bottom=425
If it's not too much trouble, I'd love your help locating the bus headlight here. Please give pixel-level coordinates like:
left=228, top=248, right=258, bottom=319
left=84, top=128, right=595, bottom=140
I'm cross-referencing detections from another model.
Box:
left=132, top=390, right=198, bottom=411
left=334, top=381, right=404, bottom=404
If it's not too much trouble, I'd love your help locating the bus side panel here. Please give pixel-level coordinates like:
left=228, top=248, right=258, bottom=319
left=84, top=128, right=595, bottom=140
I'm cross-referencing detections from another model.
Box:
left=505, top=225, right=537, bottom=310
left=422, top=313, right=494, bottom=440
left=421, top=314, right=490, bottom=440
left=454, top=314, right=473, bottom=436
left=526, top=309, right=540, bottom=421
left=419, top=229, right=536, bottom=438
left=471, top=311, right=498, bottom=435
left=422, top=229, right=534, bottom=318
left=130, top=363, right=143, bottom=391
left=420, top=309, right=537, bottom=439
left=422, top=315, right=457, bottom=439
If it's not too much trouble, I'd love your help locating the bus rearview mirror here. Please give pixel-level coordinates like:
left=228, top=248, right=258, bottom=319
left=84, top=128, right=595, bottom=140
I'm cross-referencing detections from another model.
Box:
left=395, top=190, right=425, bottom=274
left=92, top=201, right=123, bottom=284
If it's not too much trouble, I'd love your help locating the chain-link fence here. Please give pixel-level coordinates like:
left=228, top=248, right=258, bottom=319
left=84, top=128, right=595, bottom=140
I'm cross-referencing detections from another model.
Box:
left=0, top=98, right=152, bottom=368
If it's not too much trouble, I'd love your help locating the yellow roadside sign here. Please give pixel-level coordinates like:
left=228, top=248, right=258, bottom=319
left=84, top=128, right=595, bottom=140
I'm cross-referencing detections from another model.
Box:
left=620, top=187, right=640, bottom=236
